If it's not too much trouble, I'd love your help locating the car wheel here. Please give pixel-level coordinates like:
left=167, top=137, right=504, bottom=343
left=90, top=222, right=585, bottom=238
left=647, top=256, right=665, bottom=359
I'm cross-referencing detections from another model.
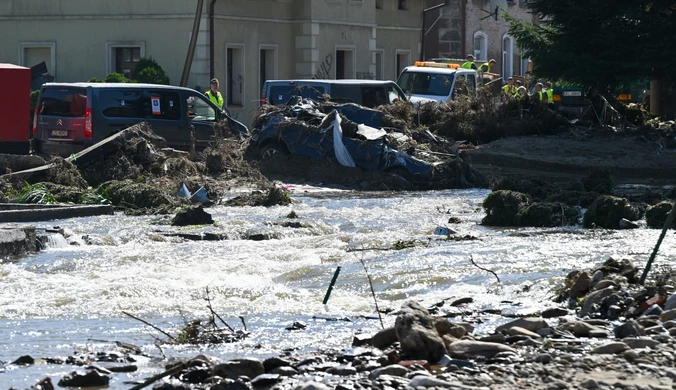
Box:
left=259, top=144, right=289, bottom=160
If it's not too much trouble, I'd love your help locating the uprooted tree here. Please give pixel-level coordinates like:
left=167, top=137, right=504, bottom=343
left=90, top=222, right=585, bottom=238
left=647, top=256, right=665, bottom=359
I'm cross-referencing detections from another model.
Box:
left=505, top=1, right=676, bottom=116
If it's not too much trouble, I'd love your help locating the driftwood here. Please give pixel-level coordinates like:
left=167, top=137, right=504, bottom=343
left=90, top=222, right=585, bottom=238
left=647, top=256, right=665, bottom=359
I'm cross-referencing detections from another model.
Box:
left=469, top=255, right=501, bottom=283
left=122, top=311, right=177, bottom=342
left=128, top=362, right=186, bottom=390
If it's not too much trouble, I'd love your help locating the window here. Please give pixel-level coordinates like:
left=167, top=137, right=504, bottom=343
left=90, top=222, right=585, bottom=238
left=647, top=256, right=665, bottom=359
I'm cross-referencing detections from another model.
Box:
left=38, top=87, right=87, bottom=117
left=466, top=74, right=477, bottom=93
left=226, top=45, right=244, bottom=106
left=398, top=0, right=407, bottom=10
left=375, top=50, right=384, bottom=80
left=502, top=34, right=514, bottom=81
left=99, top=90, right=180, bottom=120
left=473, top=31, right=488, bottom=62
left=398, top=71, right=455, bottom=97
left=259, top=46, right=277, bottom=98
left=268, top=85, right=325, bottom=105
left=19, top=42, right=56, bottom=78
left=520, top=54, right=531, bottom=77
left=376, top=0, right=383, bottom=9
left=106, top=42, right=145, bottom=76
left=395, top=51, right=411, bottom=79
left=186, top=94, right=216, bottom=121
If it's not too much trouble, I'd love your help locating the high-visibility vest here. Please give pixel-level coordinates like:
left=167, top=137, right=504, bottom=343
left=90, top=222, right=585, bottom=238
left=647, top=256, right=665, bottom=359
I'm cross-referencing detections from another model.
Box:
left=545, top=89, right=554, bottom=103
left=535, top=91, right=543, bottom=102
left=206, top=90, right=224, bottom=109
left=502, top=84, right=516, bottom=94
left=461, top=61, right=474, bottom=69
left=479, top=63, right=492, bottom=72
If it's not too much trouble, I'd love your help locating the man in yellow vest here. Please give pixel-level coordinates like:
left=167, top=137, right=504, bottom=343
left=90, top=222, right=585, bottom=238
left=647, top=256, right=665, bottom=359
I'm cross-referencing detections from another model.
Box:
left=543, top=82, right=554, bottom=107
left=532, top=82, right=544, bottom=104
left=479, top=59, right=497, bottom=73
left=502, top=77, right=516, bottom=95
left=461, top=54, right=477, bottom=70
left=205, top=78, right=224, bottom=109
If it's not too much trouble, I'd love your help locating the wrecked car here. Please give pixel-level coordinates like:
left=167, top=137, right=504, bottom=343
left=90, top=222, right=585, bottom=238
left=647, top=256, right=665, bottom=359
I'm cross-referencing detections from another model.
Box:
left=250, top=101, right=434, bottom=182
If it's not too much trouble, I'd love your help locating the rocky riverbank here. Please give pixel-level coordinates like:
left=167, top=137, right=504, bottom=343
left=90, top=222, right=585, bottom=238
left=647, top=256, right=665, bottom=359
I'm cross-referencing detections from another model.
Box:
left=9, top=258, right=676, bottom=390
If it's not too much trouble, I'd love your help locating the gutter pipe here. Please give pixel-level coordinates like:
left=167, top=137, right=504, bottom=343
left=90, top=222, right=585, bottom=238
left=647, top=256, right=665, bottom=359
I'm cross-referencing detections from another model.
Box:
left=209, top=0, right=218, bottom=81
left=180, top=0, right=205, bottom=87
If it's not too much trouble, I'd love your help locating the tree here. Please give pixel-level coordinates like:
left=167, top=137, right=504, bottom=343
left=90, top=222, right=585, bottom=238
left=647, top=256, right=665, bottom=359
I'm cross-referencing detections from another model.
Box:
left=131, top=57, right=170, bottom=85
left=506, top=1, right=676, bottom=95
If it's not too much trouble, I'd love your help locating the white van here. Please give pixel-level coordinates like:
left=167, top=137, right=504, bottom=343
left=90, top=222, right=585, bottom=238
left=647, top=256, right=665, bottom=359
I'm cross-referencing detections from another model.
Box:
left=396, top=62, right=479, bottom=104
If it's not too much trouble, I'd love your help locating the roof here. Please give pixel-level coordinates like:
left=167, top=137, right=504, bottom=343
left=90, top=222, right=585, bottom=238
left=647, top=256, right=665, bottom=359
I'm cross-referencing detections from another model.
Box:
left=265, top=79, right=398, bottom=85
left=41, top=82, right=197, bottom=91
left=0, top=63, right=30, bottom=70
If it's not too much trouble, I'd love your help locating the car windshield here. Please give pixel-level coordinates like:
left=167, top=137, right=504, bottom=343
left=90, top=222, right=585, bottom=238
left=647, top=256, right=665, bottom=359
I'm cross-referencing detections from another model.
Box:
left=397, top=71, right=455, bottom=96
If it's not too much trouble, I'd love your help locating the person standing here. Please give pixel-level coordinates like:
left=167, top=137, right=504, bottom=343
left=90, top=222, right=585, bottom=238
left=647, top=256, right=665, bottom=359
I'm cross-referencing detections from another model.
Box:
left=532, top=83, right=545, bottom=105
left=461, top=54, right=477, bottom=70
left=205, top=78, right=224, bottom=109
left=543, top=82, right=555, bottom=107
left=479, top=59, right=497, bottom=73
left=503, top=77, right=516, bottom=95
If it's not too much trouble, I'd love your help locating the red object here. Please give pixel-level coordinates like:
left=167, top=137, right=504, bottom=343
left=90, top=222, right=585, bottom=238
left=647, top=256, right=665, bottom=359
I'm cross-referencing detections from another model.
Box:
left=0, top=63, right=31, bottom=154
left=398, top=360, right=430, bottom=370
left=640, top=295, right=666, bottom=312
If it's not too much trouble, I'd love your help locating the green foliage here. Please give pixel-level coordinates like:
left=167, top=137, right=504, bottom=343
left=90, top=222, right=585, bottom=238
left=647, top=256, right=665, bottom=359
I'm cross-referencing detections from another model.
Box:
left=131, top=57, right=170, bottom=85
left=88, top=77, right=104, bottom=83
left=505, top=1, right=676, bottom=91
left=16, top=182, right=57, bottom=204
left=482, top=190, right=530, bottom=226
left=583, top=195, right=642, bottom=229
left=105, top=72, right=134, bottom=83
left=80, top=187, right=112, bottom=205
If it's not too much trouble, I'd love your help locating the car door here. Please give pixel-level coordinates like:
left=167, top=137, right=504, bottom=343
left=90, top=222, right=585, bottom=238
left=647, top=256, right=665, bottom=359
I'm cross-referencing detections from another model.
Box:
left=183, top=91, right=219, bottom=149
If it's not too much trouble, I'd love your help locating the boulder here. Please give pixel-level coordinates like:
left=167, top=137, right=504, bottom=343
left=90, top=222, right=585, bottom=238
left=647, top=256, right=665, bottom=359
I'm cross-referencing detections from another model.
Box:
left=263, top=357, right=291, bottom=373
left=622, top=338, right=660, bottom=349
left=58, top=370, right=110, bottom=387
left=583, top=195, right=641, bottom=229
left=569, top=271, right=592, bottom=299
left=409, top=375, right=490, bottom=389
left=481, top=190, right=530, bottom=226
left=506, top=326, right=541, bottom=339
left=545, top=190, right=599, bottom=208
left=579, top=286, right=616, bottom=317
left=434, top=319, right=467, bottom=338
left=171, top=205, right=214, bottom=226
left=394, top=301, right=447, bottom=362
left=213, top=358, right=264, bottom=380
left=446, top=340, right=516, bottom=360
left=494, top=317, right=549, bottom=333
left=368, top=364, right=409, bottom=379
left=645, top=201, right=675, bottom=229
left=515, top=202, right=580, bottom=227
left=666, top=294, right=676, bottom=311
left=541, top=307, right=568, bottom=318
left=372, top=327, right=398, bottom=349
left=591, top=342, right=629, bottom=355
left=613, top=320, right=645, bottom=339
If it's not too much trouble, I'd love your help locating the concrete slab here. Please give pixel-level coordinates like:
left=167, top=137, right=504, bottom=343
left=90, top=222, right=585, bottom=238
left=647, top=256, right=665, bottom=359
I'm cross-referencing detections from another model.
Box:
left=0, top=204, right=114, bottom=223
left=0, top=224, right=36, bottom=258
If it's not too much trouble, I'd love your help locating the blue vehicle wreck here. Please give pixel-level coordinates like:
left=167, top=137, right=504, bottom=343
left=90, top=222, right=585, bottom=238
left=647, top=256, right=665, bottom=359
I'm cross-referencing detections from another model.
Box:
left=249, top=100, right=485, bottom=189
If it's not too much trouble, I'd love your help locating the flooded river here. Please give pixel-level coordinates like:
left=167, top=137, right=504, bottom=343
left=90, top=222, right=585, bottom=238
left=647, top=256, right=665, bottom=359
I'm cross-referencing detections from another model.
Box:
left=1, top=187, right=673, bottom=388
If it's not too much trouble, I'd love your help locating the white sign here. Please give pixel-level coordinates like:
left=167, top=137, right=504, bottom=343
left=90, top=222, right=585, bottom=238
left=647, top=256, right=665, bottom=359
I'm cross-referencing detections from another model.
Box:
left=151, top=96, right=161, bottom=115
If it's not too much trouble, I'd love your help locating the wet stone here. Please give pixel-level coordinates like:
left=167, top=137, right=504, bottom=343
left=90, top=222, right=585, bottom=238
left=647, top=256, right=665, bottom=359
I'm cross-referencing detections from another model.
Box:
left=270, top=365, right=298, bottom=377
left=263, top=356, right=291, bottom=372
left=328, top=365, right=357, bottom=376
left=541, top=308, right=568, bottom=318
left=58, top=370, right=110, bottom=387
left=11, top=355, right=35, bottom=365
left=251, top=373, right=281, bottom=387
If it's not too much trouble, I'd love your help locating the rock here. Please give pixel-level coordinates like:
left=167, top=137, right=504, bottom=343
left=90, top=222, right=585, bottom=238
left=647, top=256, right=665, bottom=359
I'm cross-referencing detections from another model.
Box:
left=590, top=270, right=604, bottom=287
left=58, top=370, right=110, bottom=387
left=180, top=366, right=211, bottom=384
left=591, top=342, right=629, bottom=354
left=579, top=286, right=615, bottom=317
left=644, top=325, right=667, bottom=335
left=592, top=279, right=617, bottom=291
left=455, top=322, right=475, bottom=334
left=669, top=328, right=676, bottom=337
left=394, top=301, right=447, bottom=362
left=516, top=201, right=580, bottom=227
left=663, top=320, right=676, bottom=329
left=434, top=319, right=467, bottom=338
left=11, top=355, right=34, bottom=365
left=645, top=201, right=675, bottom=229
left=479, top=333, right=506, bottom=343
left=665, top=294, right=676, bottom=311
left=213, top=358, right=265, bottom=380
left=622, top=337, right=660, bottom=349
left=583, top=195, right=641, bottom=229
left=569, top=272, right=593, bottom=298
left=263, top=357, right=291, bottom=373
left=447, top=340, right=516, bottom=360
left=171, top=205, right=214, bottom=226
left=371, top=327, right=397, bottom=349
left=618, top=218, right=639, bottom=229
left=481, top=190, right=530, bottom=226
left=409, top=374, right=489, bottom=389
left=106, top=364, right=138, bottom=372
left=661, top=308, right=676, bottom=322
left=534, top=353, right=553, bottom=364
left=368, top=364, right=409, bottom=379
left=295, top=382, right=331, bottom=390
left=450, top=297, right=473, bottom=306
left=566, top=321, right=599, bottom=337
left=541, top=307, right=568, bottom=318
left=613, top=320, right=645, bottom=339
left=643, top=304, right=663, bottom=317
left=494, top=317, right=549, bottom=334
left=270, top=366, right=298, bottom=377
left=251, top=373, right=281, bottom=387
left=507, top=326, right=541, bottom=339
left=327, top=365, right=357, bottom=376
left=580, top=378, right=600, bottom=389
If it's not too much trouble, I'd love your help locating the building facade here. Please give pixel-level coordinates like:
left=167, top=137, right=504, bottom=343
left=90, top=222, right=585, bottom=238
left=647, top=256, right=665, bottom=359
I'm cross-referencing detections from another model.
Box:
left=0, top=0, right=424, bottom=125
left=424, top=0, right=536, bottom=81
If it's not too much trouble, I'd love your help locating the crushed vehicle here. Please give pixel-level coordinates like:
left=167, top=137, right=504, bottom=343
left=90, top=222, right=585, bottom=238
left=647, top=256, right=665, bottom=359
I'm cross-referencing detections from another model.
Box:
left=250, top=100, right=434, bottom=182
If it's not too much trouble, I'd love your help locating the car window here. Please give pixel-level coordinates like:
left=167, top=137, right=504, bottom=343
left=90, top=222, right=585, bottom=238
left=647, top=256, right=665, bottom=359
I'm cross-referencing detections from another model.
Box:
left=268, top=85, right=325, bottom=105
left=359, top=86, right=389, bottom=107
left=186, top=94, right=216, bottom=121
left=387, top=84, right=406, bottom=103
left=39, top=87, right=87, bottom=117
left=466, top=74, right=476, bottom=93
left=398, top=71, right=455, bottom=96
left=99, top=89, right=181, bottom=120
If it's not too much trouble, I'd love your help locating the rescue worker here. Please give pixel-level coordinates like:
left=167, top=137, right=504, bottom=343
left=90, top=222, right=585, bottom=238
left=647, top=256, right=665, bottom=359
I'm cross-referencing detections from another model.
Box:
left=502, top=77, right=516, bottom=95
left=461, top=54, right=477, bottom=70
left=205, top=78, right=224, bottom=109
left=515, top=86, right=527, bottom=99
left=543, top=82, right=554, bottom=107
left=532, top=82, right=544, bottom=104
left=479, top=59, right=497, bottom=73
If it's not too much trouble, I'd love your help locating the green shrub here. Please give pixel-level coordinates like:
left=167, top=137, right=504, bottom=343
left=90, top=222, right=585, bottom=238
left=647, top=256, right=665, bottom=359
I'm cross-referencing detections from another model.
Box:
left=88, top=77, right=105, bottom=83
left=105, top=72, right=133, bottom=83
left=583, top=195, right=642, bottom=229
left=482, top=190, right=530, bottom=226
left=131, top=57, right=170, bottom=85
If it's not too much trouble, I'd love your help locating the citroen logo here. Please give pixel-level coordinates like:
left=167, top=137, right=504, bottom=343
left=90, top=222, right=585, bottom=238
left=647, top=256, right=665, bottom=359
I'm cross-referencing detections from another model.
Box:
left=57, top=119, right=63, bottom=126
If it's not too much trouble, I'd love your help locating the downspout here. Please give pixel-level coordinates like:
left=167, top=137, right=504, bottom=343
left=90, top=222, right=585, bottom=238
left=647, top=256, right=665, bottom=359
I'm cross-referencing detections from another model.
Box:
left=209, top=0, right=218, bottom=81
left=461, top=0, right=466, bottom=57
left=180, top=0, right=205, bottom=87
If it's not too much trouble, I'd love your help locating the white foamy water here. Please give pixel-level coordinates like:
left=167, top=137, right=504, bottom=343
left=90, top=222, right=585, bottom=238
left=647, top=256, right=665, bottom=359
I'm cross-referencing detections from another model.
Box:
left=1, top=188, right=674, bottom=388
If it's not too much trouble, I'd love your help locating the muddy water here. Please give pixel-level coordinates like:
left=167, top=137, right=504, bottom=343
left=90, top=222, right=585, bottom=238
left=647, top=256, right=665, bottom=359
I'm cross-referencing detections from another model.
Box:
left=1, top=188, right=673, bottom=388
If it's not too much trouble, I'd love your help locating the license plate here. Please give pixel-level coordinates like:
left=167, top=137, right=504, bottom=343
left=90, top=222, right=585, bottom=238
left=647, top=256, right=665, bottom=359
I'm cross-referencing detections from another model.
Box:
left=50, top=130, right=69, bottom=137
left=563, top=91, right=582, bottom=97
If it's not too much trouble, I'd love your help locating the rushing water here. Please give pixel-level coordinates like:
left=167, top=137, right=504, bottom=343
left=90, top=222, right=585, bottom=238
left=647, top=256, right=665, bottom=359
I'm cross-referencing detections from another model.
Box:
left=1, top=188, right=674, bottom=388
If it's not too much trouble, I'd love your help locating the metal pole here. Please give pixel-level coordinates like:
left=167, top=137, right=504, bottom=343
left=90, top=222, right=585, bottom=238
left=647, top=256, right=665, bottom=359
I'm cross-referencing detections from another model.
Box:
left=322, top=266, right=342, bottom=304
left=420, top=0, right=449, bottom=62
left=181, top=0, right=205, bottom=87
left=640, top=201, right=676, bottom=284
